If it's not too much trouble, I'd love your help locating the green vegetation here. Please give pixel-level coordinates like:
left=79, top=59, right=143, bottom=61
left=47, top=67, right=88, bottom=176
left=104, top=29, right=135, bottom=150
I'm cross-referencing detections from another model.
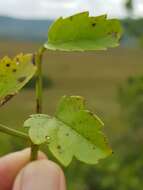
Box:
left=0, top=41, right=143, bottom=189
left=125, top=0, right=133, bottom=16
left=24, top=96, right=111, bottom=166
left=119, top=75, right=143, bottom=129
left=0, top=11, right=122, bottom=170
left=0, top=54, right=36, bottom=106
left=1, top=10, right=143, bottom=189
left=45, top=12, right=121, bottom=51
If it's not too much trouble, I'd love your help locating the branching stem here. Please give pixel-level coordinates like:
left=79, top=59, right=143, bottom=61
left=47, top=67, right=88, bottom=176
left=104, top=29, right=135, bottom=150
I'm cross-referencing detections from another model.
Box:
left=0, top=124, right=29, bottom=140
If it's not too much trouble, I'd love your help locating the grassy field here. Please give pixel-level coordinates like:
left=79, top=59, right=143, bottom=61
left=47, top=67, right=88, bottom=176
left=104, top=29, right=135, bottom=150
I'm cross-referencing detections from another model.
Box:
left=0, top=40, right=143, bottom=155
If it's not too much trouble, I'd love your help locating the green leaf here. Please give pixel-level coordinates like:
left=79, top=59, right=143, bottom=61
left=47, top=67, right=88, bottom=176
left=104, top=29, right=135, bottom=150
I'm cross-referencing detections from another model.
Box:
left=45, top=12, right=122, bottom=51
left=24, top=96, right=112, bottom=166
left=0, top=53, right=36, bottom=106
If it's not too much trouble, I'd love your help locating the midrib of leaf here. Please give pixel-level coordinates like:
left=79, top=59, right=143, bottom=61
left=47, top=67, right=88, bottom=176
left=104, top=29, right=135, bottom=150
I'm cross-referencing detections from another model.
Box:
left=54, top=113, right=105, bottom=148
left=48, top=115, right=111, bottom=158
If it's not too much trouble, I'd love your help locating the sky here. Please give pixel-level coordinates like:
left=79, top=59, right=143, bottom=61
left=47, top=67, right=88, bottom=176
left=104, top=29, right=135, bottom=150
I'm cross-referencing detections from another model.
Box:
left=0, top=0, right=142, bottom=19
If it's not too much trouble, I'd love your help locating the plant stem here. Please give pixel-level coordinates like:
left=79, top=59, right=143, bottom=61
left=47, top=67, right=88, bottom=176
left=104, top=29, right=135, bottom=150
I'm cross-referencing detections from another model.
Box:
left=35, top=46, right=45, bottom=113
left=0, top=124, right=29, bottom=140
left=31, top=144, right=39, bottom=161
left=30, top=46, right=46, bottom=161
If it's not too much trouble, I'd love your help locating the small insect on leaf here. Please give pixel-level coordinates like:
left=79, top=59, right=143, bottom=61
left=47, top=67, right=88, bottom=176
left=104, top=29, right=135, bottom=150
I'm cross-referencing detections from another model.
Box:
left=0, top=54, right=37, bottom=106
left=45, top=11, right=122, bottom=51
left=24, top=96, right=112, bottom=166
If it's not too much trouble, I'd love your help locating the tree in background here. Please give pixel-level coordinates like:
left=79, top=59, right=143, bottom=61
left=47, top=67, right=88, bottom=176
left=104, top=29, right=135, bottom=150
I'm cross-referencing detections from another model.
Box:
left=125, top=0, right=133, bottom=17
left=81, top=75, right=143, bottom=190
left=123, top=0, right=143, bottom=48
left=119, top=76, right=143, bottom=129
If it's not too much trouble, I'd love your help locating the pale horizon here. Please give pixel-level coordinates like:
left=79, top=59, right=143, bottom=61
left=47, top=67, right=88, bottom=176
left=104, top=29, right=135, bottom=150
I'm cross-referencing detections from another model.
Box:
left=0, top=0, right=142, bottom=20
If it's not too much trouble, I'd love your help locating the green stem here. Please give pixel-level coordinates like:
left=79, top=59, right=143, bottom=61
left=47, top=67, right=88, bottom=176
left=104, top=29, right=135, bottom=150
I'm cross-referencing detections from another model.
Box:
left=31, top=144, right=39, bottom=161
left=0, top=124, right=29, bottom=140
left=30, top=46, right=46, bottom=161
left=35, top=46, right=46, bottom=113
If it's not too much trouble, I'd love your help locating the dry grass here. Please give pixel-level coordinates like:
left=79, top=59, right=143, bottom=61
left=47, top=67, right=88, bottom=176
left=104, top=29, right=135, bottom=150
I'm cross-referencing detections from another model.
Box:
left=0, top=40, right=143, bottom=152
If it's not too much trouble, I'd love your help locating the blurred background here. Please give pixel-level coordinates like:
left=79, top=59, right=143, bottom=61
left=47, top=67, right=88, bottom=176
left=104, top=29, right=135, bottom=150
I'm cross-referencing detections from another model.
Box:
left=0, top=0, right=143, bottom=189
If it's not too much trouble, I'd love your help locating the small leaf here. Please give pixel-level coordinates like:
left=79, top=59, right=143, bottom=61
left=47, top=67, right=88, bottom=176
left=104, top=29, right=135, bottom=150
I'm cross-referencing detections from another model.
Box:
left=45, top=12, right=122, bottom=51
left=0, top=53, right=36, bottom=106
left=24, top=96, right=112, bottom=166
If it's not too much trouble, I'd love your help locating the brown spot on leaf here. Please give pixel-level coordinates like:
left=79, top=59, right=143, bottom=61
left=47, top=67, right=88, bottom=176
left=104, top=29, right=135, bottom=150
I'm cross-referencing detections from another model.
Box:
left=17, top=76, right=26, bottom=83
left=88, top=111, right=94, bottom=117
left=16, top=57, right=19, bottom=62
left=92, top=23, right=96, bottom=27
left=12, top=69, right=17, bottom=73
left=6, top=63, right=10, bottom=67
left=107, top=32, right=111, bottom=35
left=57, top=145, right=61, bottom=149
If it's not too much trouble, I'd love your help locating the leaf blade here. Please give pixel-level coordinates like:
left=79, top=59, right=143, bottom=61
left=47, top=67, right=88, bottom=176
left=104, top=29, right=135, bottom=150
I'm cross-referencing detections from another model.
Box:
left=24, top=96, right=112, bottom=166
left=0, top=53, right=36, bottom=106
left=45, top=12, right=122, bottom=51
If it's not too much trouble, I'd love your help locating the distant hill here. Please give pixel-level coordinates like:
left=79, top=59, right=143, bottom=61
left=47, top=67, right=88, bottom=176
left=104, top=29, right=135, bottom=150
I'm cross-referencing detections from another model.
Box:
left=0, top=16, right=143, bottom=47
left=122, top=18, right=143, bottom=47
left=0, top=16, right=52, bottom=41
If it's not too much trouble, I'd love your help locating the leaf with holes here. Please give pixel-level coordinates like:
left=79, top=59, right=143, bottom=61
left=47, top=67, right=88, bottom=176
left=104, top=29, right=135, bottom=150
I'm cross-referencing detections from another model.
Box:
left=0, top=53, right=36, bottom=106
left=45, top=11, right=122, bottom=51
left=24, top=96, right=112, bottom=166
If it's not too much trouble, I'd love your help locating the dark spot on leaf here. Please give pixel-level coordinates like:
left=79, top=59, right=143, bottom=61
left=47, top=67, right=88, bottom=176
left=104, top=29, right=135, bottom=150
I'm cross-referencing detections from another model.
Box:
left=88, top=112, right=94, bottom=117
left=103, top=136, right=107, bottom=142
left=6, top=63, right=10, bottom=67
left=66, top=133, right=69, bottom=136
left=16, top=57, right=19, bottom=62
left=0, top=94, right=15, bottom=107
left=12, top=69, right=17, bottom=73
left=108, top=32, right=111, bottom=35
left=92, top=23, right=96, bottom=27
left=57, top=145, right=61, bottom=149
left=75, top=97, right=79, bottom=99
left=17, top=76, right=26, bottom=83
